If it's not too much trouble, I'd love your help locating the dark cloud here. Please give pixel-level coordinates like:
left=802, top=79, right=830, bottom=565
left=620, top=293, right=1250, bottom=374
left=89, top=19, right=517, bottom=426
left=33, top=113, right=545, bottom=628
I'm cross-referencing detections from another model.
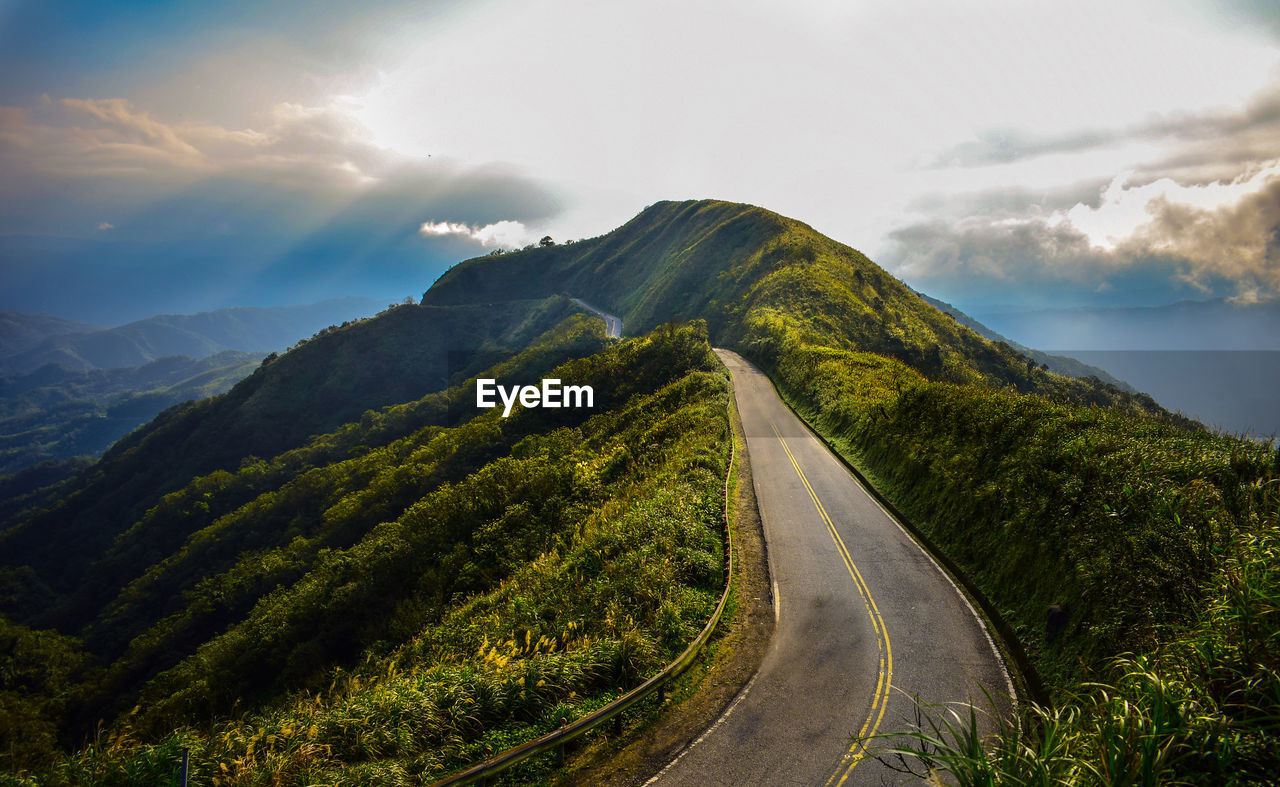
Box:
left=1122, top=176, right=1280, bottom=301
left=889, top=215, right=1118, bottom=289
left=905, top=177, right=1115, bottom=219
left=0, top=163, right=560, bottom=323
left=886, top=175, right=1280, bottom=308
left=929, top=83, right=1280, bottom=172
left=0, top=93, right=562, bottom=323
left=929, top=128, right=1120, bottom=168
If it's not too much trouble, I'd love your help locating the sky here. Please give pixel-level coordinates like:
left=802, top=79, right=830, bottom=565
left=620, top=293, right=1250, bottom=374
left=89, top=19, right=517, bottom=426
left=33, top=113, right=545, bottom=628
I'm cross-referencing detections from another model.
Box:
left=3, top=0, right=1280, bottom=325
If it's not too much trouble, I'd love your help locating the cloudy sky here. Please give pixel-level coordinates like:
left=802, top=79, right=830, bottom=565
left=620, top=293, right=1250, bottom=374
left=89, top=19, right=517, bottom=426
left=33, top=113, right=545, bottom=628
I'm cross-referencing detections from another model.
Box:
left=3, top=0, right=1280, bottom=324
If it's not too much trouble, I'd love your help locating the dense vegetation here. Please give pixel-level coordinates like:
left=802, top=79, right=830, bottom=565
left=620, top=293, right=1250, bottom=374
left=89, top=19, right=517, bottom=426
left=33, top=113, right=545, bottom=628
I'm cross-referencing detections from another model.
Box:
left=422, top=199, right=1280, bottom=781
left=4, top=198, right=1276, bottom=783
left=0, top=351, right=263, bottom=476
left=0, top=296, right=582, bottom=612
left=1, top=316, right=730, bottom=783
left=875, top=491, right=1279, bottom=784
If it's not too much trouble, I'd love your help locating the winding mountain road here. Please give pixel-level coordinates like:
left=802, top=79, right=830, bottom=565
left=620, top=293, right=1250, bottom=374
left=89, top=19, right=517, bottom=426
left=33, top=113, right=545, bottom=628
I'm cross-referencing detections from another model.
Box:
left=570, top=298, right=623, bottom=338
left=648, top=349, right=1013, bottom=786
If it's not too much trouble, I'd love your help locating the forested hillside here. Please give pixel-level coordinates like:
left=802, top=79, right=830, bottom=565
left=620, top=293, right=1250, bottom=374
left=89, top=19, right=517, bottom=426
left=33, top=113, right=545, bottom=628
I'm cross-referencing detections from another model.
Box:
left=0, top=313, right=99, bottom=358
left=0, top=350, right=263, bottom=476
left=423, top=199, right=1280, bottom=782
left=2, top=199, right=1276, bottom=784
left=0, top=298, right=386, bottom=479
left=0, top=296, right=583, bottom=609
left=2, top=312, right=731, bottom=783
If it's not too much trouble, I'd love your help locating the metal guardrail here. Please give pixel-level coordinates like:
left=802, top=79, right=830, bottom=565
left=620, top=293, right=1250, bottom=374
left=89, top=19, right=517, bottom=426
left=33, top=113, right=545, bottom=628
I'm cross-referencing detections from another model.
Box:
left=430, top=398, right=738, bottom=786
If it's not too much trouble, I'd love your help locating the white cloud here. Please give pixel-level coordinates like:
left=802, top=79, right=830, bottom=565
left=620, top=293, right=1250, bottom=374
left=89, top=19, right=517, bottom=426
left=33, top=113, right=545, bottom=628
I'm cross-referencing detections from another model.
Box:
left=887, top=163, right=1280, bottom=304
left=1060, top=163, right=1280, bottom=251
left=351, top=0, right=1280, bottom=248
left=9, top=0, right=1280, bottom=311
left=0, top=96, right=395, bottom=187
left=418, top=219, right=536, bottom=248
left=96, top=221, right=114, bottom=230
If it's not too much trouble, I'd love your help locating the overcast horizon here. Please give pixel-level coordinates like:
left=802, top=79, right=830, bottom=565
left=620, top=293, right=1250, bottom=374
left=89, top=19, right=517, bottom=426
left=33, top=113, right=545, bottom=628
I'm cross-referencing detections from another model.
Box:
left=4, top=0, right=1280, bottom=328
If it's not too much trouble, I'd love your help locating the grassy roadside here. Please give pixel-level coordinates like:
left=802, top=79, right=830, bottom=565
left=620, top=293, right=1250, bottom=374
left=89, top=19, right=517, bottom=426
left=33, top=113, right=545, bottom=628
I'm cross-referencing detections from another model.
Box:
left=548, top=365, right=775, bottom=786
left=744, top=339, right=1280, bottom=784
left=1, top=323, right=740, bottom=785
left=763, top=379, right=1044, bottom=708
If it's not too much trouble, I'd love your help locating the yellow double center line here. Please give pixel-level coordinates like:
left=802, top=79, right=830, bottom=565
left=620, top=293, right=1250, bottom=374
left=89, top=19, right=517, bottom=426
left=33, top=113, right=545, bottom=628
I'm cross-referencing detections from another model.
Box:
left=769, top=421, right=892, bottom=786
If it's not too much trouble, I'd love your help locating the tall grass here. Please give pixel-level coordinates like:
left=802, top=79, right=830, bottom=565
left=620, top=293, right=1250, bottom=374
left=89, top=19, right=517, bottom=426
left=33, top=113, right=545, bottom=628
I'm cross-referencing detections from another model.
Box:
left=8, top=324, right=732, bottom=785
left=867, top=480, right=1280, bottom=785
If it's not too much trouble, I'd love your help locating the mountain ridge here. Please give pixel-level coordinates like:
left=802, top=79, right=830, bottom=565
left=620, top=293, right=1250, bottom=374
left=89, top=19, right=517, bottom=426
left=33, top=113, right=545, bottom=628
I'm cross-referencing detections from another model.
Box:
left=0, top=312, right=101, bottom=358
left=915, top=292, right=1135, bottom=390
left=427, top=199, right=1161, bottom=409
left=0, top=298, right=383, bottom=375
left=2, top=198, right=1274, bottom=784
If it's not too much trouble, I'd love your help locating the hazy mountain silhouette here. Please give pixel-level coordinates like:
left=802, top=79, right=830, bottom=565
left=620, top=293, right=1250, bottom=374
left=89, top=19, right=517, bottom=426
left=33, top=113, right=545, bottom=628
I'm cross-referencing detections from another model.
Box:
left=0, top=298, right=383, bottom=375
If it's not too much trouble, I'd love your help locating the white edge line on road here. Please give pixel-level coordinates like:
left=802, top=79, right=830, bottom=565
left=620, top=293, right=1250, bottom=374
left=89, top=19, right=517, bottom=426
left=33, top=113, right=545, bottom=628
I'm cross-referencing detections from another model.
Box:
left=798, top=427, right=1018, bottom=707
left=860, top=474, right=1016, bottom=705
left=642, top=670, right=762, bottom=786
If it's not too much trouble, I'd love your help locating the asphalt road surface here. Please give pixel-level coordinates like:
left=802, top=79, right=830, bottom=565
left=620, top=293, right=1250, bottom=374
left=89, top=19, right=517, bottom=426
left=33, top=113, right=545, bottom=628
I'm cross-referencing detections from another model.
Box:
left=648, top=349, right=1013, bottom=786
left=570, top=298, right=623, bottom=338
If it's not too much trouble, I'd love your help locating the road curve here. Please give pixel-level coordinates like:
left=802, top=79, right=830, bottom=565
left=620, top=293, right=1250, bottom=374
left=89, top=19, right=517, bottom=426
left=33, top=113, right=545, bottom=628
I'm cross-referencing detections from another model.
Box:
left=649, top=349, right=1013, bottom=786
left=570, top=298, right=623, bottom=338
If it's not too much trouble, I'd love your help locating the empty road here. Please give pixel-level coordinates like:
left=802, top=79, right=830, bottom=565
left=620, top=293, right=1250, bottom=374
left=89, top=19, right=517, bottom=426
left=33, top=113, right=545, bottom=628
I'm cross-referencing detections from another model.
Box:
left=570, top=298, right=623, bottom=338
left=649, top=349, right=1013, bottom=786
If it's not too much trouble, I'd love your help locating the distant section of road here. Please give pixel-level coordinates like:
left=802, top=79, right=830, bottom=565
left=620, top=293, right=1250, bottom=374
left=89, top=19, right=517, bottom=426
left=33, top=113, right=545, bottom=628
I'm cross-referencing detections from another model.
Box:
left=649, top=349, right=1013, bottom=786
left=570, top=298, right=623, bottom=338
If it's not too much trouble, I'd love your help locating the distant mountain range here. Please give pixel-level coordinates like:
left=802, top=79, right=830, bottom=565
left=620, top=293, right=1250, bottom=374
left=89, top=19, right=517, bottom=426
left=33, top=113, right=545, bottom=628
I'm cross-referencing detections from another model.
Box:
left=0, top=351, right=264, bottom=477
left=966, top=299, right=1280, bottom=438
left=0, top=297, right=385, bottom=476
left=915, top=293, right=1133, bottom=390
left=0, top=312, right=100, bottom=357
left=974, top=298, right=1280, bottom=351
left=0, top=297, right=383, bottom=375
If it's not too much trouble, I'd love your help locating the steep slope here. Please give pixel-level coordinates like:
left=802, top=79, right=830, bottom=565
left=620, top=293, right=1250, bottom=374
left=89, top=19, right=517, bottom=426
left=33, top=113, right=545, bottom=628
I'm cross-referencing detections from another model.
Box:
left=425, top=199, right=1152, bottom=403
left=916, top=292, right=1134, bottom=389
left=3, top=319, right=729, bottom=783
left=0, top=298, right=380, bottom=375
left=0, top=296, right=583, bottom=609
